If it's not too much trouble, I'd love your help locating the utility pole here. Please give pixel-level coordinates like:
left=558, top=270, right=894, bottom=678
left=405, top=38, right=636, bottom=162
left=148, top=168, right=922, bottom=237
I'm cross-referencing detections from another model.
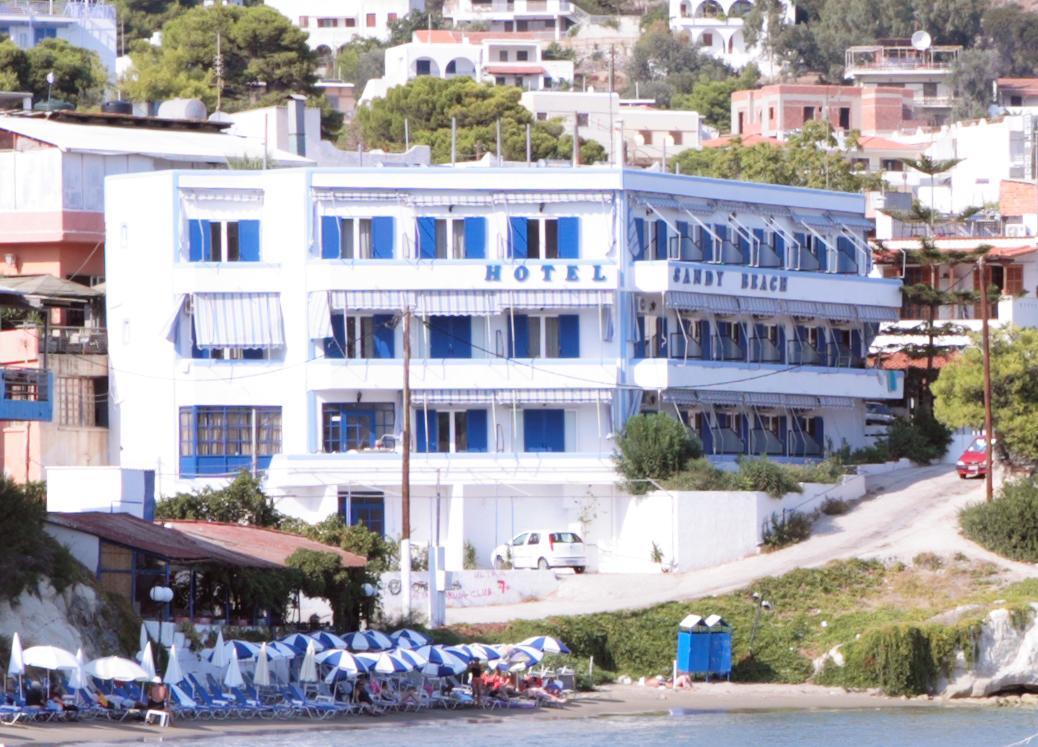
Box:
left=401, top=309, right=413, bottom=615
left=608, top=45, right=615, bottom=167
left=215, top=31, right=224, bottom=112
left=978, top=256, right=995, bottom=503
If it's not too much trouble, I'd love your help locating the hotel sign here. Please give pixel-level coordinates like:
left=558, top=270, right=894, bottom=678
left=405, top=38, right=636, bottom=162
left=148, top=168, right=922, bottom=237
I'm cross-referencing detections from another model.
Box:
left=484, top=264, right=609, bottom=283
left=672, top=266, right=789, bottom=293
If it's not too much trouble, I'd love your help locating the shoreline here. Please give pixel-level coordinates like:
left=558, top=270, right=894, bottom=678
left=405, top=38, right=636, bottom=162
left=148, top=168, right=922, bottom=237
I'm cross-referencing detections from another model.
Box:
left=0, top=684, right=1007, bottom=744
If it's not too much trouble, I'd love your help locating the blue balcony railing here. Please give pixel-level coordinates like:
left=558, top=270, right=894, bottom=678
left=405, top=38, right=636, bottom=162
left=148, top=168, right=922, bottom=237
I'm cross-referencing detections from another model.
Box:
left=0, top=369, right=52, bottom=421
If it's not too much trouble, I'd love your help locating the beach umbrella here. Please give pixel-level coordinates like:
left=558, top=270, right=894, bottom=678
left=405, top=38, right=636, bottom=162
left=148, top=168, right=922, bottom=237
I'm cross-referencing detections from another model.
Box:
left=254, top=643, right=272, bottom=687
left=279, top=633, right=319, bottom=654
left=68, top=648, right=86, bottom=691
left=223, top=649, right=244, bottom=689
left=341, top=631, right=375, bottom=651
left=7, top=632, right=23, bottom=700
left=309, top=631, right=347, bottom=650
left=390, top=629, right=429, bottom=649
left=518, top=636, right=571, bottom=655
left=419, top=648, right=467, bottom=678
left=139, top=641, right=156, bottom=679
left=23, top=645, right=79, bottom=671
left=507, top=644, right=545, bottom=668
left=267, top=641, right=298, bottom=659
left=298, top=639, right=318, bottom=683
left=85, top=656, right=149, bottom=681
left=164, top=644, right=184, bottom=685
left=356, top=651, right=412, bottom=675
left=206, top=639, right=260, bottom=664
left=364, top=630, right=393, bottom=650
left=316, top=649, right=365, bottom=673
left=211, top=629, right=227, bottom=669
left=449, top=643, right=500, bottom=662
left=393, top=648, right=428, bottom=669
left=138, top=622, right=149, bottom=655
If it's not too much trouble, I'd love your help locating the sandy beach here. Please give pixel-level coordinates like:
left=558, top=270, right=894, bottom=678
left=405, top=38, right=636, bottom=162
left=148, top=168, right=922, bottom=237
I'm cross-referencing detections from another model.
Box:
left=0, top=683, right=1000, bottom=745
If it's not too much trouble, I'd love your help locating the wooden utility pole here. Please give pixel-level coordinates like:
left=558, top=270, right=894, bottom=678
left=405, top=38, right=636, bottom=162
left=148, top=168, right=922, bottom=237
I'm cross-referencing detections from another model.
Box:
left=978, top=256, right=995, bottom=502
left=402, top=309, right=412, bottom=538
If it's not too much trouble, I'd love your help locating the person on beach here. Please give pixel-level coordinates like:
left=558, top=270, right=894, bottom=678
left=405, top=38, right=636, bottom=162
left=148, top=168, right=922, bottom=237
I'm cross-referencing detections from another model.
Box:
left=25, top=681, right=44, bottom=707
left=674, top=674, right=693, bottom=690
left=468, top=661, right=484, bottom=706
left=146, top=677, right=169, bottom=710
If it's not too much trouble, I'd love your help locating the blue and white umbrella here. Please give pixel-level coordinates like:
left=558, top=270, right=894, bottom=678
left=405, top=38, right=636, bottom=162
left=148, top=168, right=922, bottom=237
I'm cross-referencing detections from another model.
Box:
left=390, top=629, right=429, bottom=649
left=392, top=648, right=427, bottom=669
left=518, top=636, right=571, bottom=655
left=364, top=631, right=393, bottom=650
left=356, top=651, right=413, bottom=675
left=206, top=639, right=261, bottom=664
left=506, top=644, right=545, bottom=670
left=309, top=632, right=347, bottom=651
left=316, top=649, right=365, bottom=675
left=448, top=643, right=500, bottom=662
left=418, top=647, right=467, bottom=678
left=267, top=641, right=299, bottom=659
left=280, top=633, right=320, bottom=654
left=341, top=632, right=377, bottom=651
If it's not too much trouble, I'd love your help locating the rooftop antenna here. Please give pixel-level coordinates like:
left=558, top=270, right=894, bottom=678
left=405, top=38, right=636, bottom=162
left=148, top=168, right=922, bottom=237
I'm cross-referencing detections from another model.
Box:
left=911, top=30, right=932, bottom=52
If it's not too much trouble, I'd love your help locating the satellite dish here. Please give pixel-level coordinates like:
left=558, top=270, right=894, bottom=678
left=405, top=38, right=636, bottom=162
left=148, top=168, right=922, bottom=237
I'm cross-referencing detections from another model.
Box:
left=911, top=30, right=932, bottom=52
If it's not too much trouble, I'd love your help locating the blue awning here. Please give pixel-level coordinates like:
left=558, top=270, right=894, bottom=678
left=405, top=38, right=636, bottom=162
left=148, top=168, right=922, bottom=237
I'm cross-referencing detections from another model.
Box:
left=831, top=214, right=873, bottom=229
left=857, top=305, right=900, bottom=322
left=793, top=212, right=834, bottom=228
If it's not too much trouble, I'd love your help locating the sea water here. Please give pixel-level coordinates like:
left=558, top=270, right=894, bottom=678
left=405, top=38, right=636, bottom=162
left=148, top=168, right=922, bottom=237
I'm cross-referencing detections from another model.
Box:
left=89, top=708, right=1038, bottom=746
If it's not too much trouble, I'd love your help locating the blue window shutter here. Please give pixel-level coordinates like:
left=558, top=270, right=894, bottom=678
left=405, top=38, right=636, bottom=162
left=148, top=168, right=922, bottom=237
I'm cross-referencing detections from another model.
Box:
left=655, top=219, right=668, bottom=260
left=699, top=319, right=711, bottom=360
left=813, top=416, right=825, bottom=451
left=464, top=217, right=486, bottom=259
left=321, top=216, right=341, bottom=259
left=777, top=416, right=787, bottom=455
left=523, top=410, right=542, bottom=452
left=238, top=220, right=260, bottom=261
left=188, top=219, right=212, bottom=262
left=634, top=316, right=646, bottom=359
left=466, top=409, right=488, bottom=452
left=544, top=409, right=565, bottom=452
left=451, top=316, right=472, bottom=358
left=324, top=312, right=346, bottom=358
left=699, top=415, right=713, bottom=454
left=774, top=232, right=785, bottom=262
left=417, top=217, right=437, bottom=259
left=815, top=327, right=827, bottom=360
left=372, top=217, right=395, bottom=259
left=557, top=217, right=580, bottom=259
left=558, top=314, right=580, bottom=358
left=676, top=220, right=689, bottom=259
left=509, top=217, right=528, bottom=259
left=373, top=314, right=395, bottom=358
left=510, top=314, right=529, bottom=357
left=416, top=409, right=437, bottom=453
left=777, top=326, right=786, bottom=363
left=632, top=218, right=645, bottom=261
left=429, top=317, right=450, bottom=358
left=850, top=329, right=862, bottom=359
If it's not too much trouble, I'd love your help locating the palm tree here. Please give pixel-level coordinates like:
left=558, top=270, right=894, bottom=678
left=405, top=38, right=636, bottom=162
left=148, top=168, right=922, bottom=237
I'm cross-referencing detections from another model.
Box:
left=900, top=156, right=963, bottom=235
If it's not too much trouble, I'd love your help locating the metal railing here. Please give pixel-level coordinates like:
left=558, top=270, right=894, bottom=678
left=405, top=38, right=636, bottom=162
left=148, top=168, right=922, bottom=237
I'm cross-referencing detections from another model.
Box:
left=710, top=428, right=744, bottom=455
left=827, top=342, right=864, bottom=368
left=41, top=325, right=107, bottom=355
left=786, top=340, right=823, bottom=366
left=3, top=368, right=49, bottom=402
left=748, top=337, right=783, bottom=364
left=749, top=429, right=785, bottom=456
left=668, top=333, right=704, bottom=361
left=787, top=431, right=823, bottom=457
left=0, top=0, right=114, bottom=18
left=713, top=335, right=745, bottom=361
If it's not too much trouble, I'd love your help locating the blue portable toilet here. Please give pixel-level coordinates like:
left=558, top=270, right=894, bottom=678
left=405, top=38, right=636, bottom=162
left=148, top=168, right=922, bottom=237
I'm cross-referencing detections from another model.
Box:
left=705, top=614, right=732, bottom=679
left=676, top=614, right=711, bottom=675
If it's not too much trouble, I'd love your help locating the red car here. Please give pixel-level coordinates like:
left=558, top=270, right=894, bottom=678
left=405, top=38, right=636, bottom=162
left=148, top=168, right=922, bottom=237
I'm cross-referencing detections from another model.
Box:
left=956, top=436, right=995, bottom=479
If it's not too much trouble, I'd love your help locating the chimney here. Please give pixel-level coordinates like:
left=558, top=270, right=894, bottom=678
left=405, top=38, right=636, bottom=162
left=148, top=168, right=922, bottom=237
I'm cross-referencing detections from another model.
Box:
left=287, top=94, right=306, bottom=157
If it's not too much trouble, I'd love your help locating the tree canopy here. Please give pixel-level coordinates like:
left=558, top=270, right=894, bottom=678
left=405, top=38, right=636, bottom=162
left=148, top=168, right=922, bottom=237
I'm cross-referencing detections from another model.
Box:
left=111, top=0, right=200, bottom=45
left=671, top=66, right=760, bottom=133
left=671, top=120, right=882, bottom=193
left=624, top=22, right=735, bottom=107
left=933, top=327, right=1038, bottom=466
left=355, top=76, right=605, bottom=164
left=155, top=471, right=283, bottom=526
left=0, top=38, right=107, bottom=108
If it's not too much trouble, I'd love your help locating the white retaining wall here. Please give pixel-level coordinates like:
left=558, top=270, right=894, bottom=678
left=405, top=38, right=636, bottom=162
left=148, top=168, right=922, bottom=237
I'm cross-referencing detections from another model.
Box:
left=379, top=570, right=559, bottom=619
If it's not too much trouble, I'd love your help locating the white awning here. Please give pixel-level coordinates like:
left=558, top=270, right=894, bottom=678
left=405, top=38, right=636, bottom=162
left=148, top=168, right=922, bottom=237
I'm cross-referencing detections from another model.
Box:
left=503, top=290, right=612, bottom=309
left=857, top=305, right=899, bottom=322
left=329, top=290, right=415, bottom=312
left=738, top=296, right=785, bottom=314
left=415, top=291, right=500, bottom=316
left=662, top=390, right=856, bottom=410
left=313, top=189, right=612, bottom=207
left=832, top=214, right=873, bottom=229
left=413, top=389, right=496, bottom=405
left=308, top=291, right=333, bottom=340
left=192, top=292, right=284, bottom=349
left=497, top=389, right=613, bottom=405
left=793, top=212, right=834, bottom=228
left=786, top=299, right=859, bottom=322
left=666, top=292, right=741, bottom=314
left=164, top=294, right=187, bottom=342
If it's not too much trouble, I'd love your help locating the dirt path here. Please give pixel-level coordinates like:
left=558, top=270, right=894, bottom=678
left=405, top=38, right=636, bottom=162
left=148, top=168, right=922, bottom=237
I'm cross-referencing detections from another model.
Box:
left=447, top=466, right=1034, bottom=625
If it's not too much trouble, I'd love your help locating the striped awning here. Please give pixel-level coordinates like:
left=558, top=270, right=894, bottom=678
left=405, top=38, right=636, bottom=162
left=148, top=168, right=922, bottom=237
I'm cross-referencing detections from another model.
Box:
left=313, top=189, right=612, bottom=206
left=833, top=214, right=873, bottom=229
left=415, top=291, right=500, bottom=316
left=857, top=305, right=900, bottom=322
left=413, top=389, right=496, bottom=405
left=662, top=389, right=856, bottom=410
left=503, top=290, right=611, bottom=309
left=666, top=292, right=741, bottom=314
left=192, top=292, right=284, bottom=349
left=308, top=291, right=333, bottom=340
left=738, top=296, right=785, bottom=314
left=329, top=290, right=415, bottom=312
left=786, top=299, right=859, bottom=322
left=633, top=195, right=714, bottom=213
left=413, top=388, right=613, bottom=405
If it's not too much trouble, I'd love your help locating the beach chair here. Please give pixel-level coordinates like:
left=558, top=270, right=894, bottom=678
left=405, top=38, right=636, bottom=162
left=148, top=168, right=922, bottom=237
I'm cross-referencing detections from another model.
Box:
left=284, top=684, right=347, bottom=719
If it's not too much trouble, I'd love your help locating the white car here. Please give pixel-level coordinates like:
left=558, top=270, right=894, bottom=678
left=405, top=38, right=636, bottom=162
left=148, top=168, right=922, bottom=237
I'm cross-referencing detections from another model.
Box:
left=492, top=530, right=587, bottom=573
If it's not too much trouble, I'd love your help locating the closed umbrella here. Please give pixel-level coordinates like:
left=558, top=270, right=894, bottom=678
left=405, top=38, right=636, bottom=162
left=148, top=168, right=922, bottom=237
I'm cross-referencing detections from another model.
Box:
left=139, top=641, right=156, bottom=679
left=23, top=646, right=79, bottom=671
left=298, top=639, right=318, bottom=683
left=7, top=632, right=23, bottom=700
left=211, top=629, right=227, bottom=669
left=390, top=629, right=429, bottom=649
left=254, top=643, right=271, bottom=687
left=518, top=636, right=571, bottom=655
left=280, top=633, right=320, bottom=654
left=138, top=623, right=149, bottom=656
left=164, top=644, right=184, bottom=685
left=85, top=656, right=149, bottom=681
left=223, top=650, right=244, bottom=689
left=68, top=648, right=86, bottom=691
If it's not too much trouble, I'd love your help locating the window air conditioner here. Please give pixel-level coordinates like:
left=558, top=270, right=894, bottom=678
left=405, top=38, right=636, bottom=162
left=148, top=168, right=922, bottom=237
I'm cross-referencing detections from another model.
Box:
left=637, top=297, right=658, bottom=313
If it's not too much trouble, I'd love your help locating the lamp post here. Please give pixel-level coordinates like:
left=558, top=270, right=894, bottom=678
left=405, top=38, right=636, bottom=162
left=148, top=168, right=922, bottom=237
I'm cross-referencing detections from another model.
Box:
left=978, top=255, right=995, bottom=503
left=149, top=585, right=174, bottom=646
left=747, top=592, right=773, bottom=658
left=46, top=71, right=54, bottom=109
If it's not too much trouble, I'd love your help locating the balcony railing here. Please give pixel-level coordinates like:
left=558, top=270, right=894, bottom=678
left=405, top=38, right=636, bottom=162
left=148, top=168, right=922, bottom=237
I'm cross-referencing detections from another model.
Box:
left=41, top=326, right=107, bottom=355
left=0, top=0, right=115, bottom=18
left=0, top=368, right=52, bottom=421
left=845, top=45, right=960, bottom=72
left=712, top=335, right=745, bottom=361
left=786, top=340, right=824, bottom=366
left=827, top=343, right=864, bottom=368
left=710, top=427, right=744, bottom=455
left=749, top=428, right=785, bottom=456
left=748, top=337, right=783, bottom=364
left=669, top=333, right=704, bottom=361
left=788, top=431, right=823, bottom=457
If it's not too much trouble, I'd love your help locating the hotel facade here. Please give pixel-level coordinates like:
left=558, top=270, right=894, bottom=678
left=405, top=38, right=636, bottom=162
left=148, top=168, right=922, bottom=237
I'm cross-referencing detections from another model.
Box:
left=104, top=168, right=902, bottom=570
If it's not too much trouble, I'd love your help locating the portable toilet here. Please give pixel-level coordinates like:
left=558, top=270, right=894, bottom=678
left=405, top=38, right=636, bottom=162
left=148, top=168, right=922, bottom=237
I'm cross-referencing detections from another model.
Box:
left=705, top=614, right=732, bottom=679
left=676, top=614, right=711, bottom=675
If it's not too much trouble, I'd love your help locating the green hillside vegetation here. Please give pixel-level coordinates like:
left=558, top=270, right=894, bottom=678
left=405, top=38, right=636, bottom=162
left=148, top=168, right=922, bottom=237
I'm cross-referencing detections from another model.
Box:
left=445, top=557, right=1036, bottom=696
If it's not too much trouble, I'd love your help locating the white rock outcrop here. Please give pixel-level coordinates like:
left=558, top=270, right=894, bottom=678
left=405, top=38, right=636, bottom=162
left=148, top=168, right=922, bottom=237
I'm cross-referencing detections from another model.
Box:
left=937, top=604, right=1038, bottom=698
left=0, top=581, right=125, bottom=656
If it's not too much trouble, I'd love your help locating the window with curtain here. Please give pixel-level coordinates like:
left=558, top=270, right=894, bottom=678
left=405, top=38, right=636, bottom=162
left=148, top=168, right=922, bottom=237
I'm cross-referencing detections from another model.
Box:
left=179, top=406, right=281, bottom=476
left=508, top=314, right=580, bottom=358
left=187, top=219, right=260, bottom=262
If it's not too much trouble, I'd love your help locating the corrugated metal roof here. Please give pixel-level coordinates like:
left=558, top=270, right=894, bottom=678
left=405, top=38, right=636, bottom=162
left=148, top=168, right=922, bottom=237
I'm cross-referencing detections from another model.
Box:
left=164, top=521, right=366, bottom=568
left=0, top=116, right=311, bottom=165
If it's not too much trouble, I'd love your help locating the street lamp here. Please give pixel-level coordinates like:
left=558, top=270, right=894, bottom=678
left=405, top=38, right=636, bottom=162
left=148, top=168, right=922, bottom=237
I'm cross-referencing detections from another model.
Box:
left=747, top=592, right=773, bottom=657
left=45, top=71, right=55, bottom=109
left=150, top=585, right=174, bottom=646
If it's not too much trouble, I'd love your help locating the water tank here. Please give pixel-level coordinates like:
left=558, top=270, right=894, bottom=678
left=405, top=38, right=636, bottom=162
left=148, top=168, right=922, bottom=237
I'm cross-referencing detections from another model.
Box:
left=156, top=98, right=208, bottom=121
left=102, top=100, right=133, bottom=115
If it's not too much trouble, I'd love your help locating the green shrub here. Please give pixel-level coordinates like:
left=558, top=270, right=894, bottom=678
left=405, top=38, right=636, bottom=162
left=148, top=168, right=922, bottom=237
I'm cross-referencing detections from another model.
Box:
left=736, top=458, right=803, bottom=498
left=575, top=668, right=615, bottom=691
left=961, top=477, right=1038, bottom=562
left=881, top=411, right=952, bottom=465
left=615, top=413, right=702, bottom=493
left=825, top=625, right=936, bottom=695
left=833, top=442, right=892, bottom=465
left=784, top=458, right=847, bottom=484
left=820, top=497, right=851, bottom=516
left=761, top=510, right=813, bottom=549
left=463, top=542, right=478, bottom=570
left=662, top=458, right=735, bottom=491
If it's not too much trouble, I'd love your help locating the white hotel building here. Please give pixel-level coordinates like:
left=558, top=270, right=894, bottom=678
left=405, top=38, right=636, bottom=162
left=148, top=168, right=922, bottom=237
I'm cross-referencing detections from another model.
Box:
left=104, top=168, right=902, bottom=570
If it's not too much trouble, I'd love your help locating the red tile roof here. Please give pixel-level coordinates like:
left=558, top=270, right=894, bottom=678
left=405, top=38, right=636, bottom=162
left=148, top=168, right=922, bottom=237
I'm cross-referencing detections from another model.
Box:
left=701, top=133, right=781, bottom=148
left=164, top=521, right=366, bottom=568
left=998, top=78, right=1038, bottom=97
left=870, top=351, right=956, bottom=370
left=47, top=512, right=278, bottom=568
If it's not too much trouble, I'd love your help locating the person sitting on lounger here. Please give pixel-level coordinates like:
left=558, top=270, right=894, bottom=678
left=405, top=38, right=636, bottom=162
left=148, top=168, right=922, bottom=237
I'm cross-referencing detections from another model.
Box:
left=146, top=678, right=169, bottom=710
left=25, top=682, right=44, bottom=707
